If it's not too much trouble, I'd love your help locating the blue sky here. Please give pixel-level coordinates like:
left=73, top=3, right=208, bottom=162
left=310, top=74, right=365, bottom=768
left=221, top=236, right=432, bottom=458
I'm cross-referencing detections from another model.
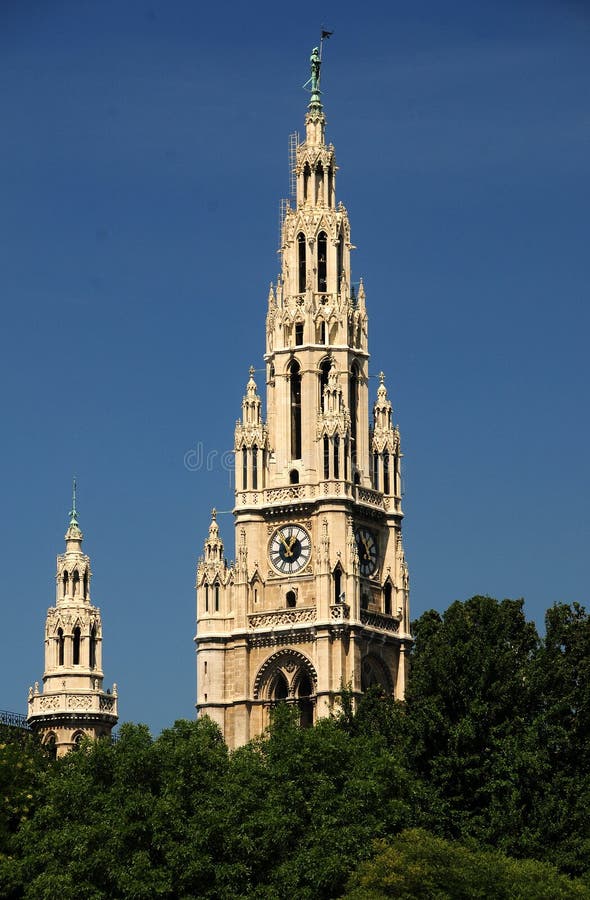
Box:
left=1, top=1, right=588, bottom=735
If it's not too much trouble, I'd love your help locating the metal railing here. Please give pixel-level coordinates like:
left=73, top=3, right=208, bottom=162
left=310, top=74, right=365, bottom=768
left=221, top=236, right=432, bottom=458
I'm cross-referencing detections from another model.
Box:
left=0, top=709, right=31, bottom=730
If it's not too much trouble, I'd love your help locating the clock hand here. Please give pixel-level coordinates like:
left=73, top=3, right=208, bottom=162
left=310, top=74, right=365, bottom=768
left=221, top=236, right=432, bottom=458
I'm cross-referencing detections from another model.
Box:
left=279, top=532, right=293, bottom=557
left=361, top=535, right=371, bottom=560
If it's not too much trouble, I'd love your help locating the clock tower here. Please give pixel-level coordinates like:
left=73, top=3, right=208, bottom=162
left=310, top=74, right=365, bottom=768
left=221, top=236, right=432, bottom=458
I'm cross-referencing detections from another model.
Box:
left=195, top=47, right=411, bottom=748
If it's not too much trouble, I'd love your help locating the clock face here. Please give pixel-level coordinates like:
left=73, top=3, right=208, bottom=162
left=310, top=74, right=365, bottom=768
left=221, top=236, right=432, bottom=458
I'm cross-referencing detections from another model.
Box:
left=269, top=524, right=312, bottom=575
left=355, top=527, right=378, bottom=576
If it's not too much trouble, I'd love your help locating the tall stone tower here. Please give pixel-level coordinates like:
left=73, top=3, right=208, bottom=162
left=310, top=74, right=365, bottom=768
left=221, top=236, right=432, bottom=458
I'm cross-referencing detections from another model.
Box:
left=195, top=47, right=411, bottom=748
left=28, top=484, right=118, bottom=757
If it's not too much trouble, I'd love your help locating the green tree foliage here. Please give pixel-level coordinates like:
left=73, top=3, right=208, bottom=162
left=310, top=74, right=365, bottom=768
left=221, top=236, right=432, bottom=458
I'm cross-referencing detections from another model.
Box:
left=2, top=596, right=590, bottom=897
left=343, top=829, right=590, bottom=899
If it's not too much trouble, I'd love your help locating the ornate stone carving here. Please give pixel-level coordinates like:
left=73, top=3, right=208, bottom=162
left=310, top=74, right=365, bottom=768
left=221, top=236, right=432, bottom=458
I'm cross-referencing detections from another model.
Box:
left=249, top=606, right=317, bottom=629
left=360, top=610, right=400, bottom=633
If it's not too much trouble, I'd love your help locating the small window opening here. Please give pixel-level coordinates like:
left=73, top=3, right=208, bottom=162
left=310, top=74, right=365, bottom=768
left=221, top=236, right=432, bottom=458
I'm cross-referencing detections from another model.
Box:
left=318, top=320, right=326, bottom=344
left=319, top=358, right=330, bottom=412
left=373, top=452, right=380, bottom=491
left=384, top=582, right=393, bottom=616
left=295, top=322, right=304, bottom=346
left=57, top=627, right=64, bottom=666
left=62, top=571, right=69, bottom=597
left=350, top=363, right=359, bottom=468
left=317, top=231, right=327, bottom=292
left=337, top=231, right=344, bottom=288
left=242, top=446, right=248, bottom=491
left=286, top=590, right=297, bottom=608
left=89, top=625, right=96, bottom=669
left=83, top=569, right=88, bottom=600
left=289, top=360, right=302, bottom=459
left=333, top=434, right=340, bottom=479
left=333, top=567, right=342, bottom=605
left=383, top=453, right=390, bottom=494
left=214, top=583, right=220, bottom=613
left=289, top=468, right=299, bottom=484
left=298, top=232, right=306, bottom=292
left=72, top=570, right=80, bottom=597
left=344, top=438, right=349, bottom=481
left=303, top=165, right=311, bottom=204
left=205, top=584, right=209, bottom=613
left=252, top=445, right=258, bottom=490
left=73, top=626, right=81, bottom=666
left=204, top=661, right=208, bottom=675
left=323, top=435, right=330, bottom=479
left=45, top=733, right=57, bottom=760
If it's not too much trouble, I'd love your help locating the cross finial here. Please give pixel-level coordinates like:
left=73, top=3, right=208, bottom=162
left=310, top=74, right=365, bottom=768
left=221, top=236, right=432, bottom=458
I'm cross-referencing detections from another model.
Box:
left=211, top=507, right=217, bottom=521
left=249, top=365, right=255, bottom=377
left=378, top=371, right=385, bottom=385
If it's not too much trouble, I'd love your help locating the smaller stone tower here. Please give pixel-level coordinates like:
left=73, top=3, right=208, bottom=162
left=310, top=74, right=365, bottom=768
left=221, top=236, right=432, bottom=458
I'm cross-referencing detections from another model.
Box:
left=27, top=483, right=118, bottom=756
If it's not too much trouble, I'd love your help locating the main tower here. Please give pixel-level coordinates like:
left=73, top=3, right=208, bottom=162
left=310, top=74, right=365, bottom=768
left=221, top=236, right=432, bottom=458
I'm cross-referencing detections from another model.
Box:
left=195, top=47, right=411, bottom=748
left=27, top=484, right=118, bottom=757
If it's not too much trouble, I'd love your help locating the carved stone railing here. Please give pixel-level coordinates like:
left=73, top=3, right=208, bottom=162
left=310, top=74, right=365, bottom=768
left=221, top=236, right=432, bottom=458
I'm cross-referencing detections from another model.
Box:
left=28, top=691, right=118, bottom=718
left=264, top=485, right=311, bottom=504
left=330, top=603, right=350, bottom=621
left=360, top=610, right=400, bottom=633
left=248, top=607, right=317, bottom=629
left=355, top=486, right=385, bottom=509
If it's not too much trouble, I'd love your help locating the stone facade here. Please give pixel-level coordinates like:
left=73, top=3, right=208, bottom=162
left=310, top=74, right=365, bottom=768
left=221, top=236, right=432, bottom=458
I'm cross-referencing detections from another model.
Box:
left=195, top=50, right=412, bottom=749
left=27, top=492, right=118, bottom=757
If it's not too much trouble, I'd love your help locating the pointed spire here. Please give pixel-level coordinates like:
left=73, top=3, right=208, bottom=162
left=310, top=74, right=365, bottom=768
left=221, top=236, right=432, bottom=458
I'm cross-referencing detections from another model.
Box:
left=65, top=477, right=83, bottom=545
left=305, top=46, right=326, bottom=146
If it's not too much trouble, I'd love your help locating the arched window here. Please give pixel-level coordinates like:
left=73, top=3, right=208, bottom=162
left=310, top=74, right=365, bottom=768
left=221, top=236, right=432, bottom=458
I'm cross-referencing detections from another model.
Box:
left=72, top=732, right=84, bottom=749
left=344, top=438, right=349, bottom=481
left=316, top=163, right=324, bottom=205
left=242, top=446, right=248, bottom=491
left=73, top=626, right=81, bottom=665
left=72, top=570, right=80, bottom=597
left=272, top=671, right=289, bottom=701
left=45, top=733, right=57, bottom=759
left=303, top=164, right=311, bottom=203
left=333, top=434, right=340, bottom=479
left=298, top=674, right=314, bottom=728
left=57, top=628, right=64, bottom=666
left=323, top=435, right=330, bottom=480
left=286, top=590, right=296, bottom=608
left=214, top=582, right=220, bottom=613
left=83, top=569, right=89, bottom=600
left=205, top=584, right=209, bottom=613
left=295, top=322, right=304, bottom=345
left=317, top=231, right=327, bottom=292
left=289, top=360, right=302, bottom=459
left=350, top=362, right=359, bottom=468
left=319, top=358, right=330, bottom=412
left=373, top=452, right=380, bottom=491
left=337, top=231, right=344, bottom=288
left=252, top=445, right=258, bottom=490
left=89, top=624, right=97, bottom=669
left=383, top=453, right=390, bottom=494
left=333, top=566, right=342, bottom=605
left=317, top=320, right=326, bottom=344
left=289, top=468, right=299, bottom=484
left=297, top=232, right=306, bottom=292
left=328, top=166, right=334, bottom=208
left=62, top=571, right=69, bottom=597
left=384, top=582, right=393, bottom=616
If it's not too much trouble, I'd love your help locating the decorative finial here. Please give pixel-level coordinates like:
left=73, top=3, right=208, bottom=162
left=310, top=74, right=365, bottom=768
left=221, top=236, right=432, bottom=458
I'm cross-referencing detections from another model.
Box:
left=211, top=507, right=217, bottom=521
left=69, top=476, right=78, bottom=526
left=249, top=365, right=255, bottom=377
left=379, top=371, right=385, bottom=385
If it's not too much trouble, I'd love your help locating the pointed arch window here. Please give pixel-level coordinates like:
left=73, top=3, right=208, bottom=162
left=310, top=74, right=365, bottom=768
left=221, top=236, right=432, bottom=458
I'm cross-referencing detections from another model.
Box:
left=73, top=626, right=81, bottom=666
left=272, top=672, right=289, bottom=702
left=333, top=566, right=343, bottom=605
left=57, top=628, right=64, bottom=666
left=295, top=322, right=304, bottom=346
left=328, top=165, right=334, bottom=208
left=297, top=232, right=306, bottom=292
left=303, top=164, right=311, bottom=203
left=323, top=435, right=330, bottom=480
left=62, top=571, right=69, bottom=597
left=383, top=453, right=390, bottom=494
left=205, top=584, right=209, bottom=613
left=337, top=231, right=344, bottom=289
left=286, top=590, right=296, bottom=608
left=319, top=358, right=330, bottom=412
left=333, top=434, right=340, bottom=479
left=384, top=582, right=393, bottom=616
left=344, top=438, right=349, bottom=481
left=214, top=582, right=220, bottom=613
left=252, top=444, right=258, bottom=490
left=72, top=570, right=80, bottom=597
left=289, top=468, right=299, bottom=484
left=317, top=231, right=327, bottom=292
left=289, top=360, right=302, bottom=459
left=89, top=624, right=97, bottom=669
left=242, top=446, right=248, bottom=491
left=83, top=569, right=89, bottom=600
left=350, top=362, right=359, bottom=468
left=373, top=452, right=380, bottom=491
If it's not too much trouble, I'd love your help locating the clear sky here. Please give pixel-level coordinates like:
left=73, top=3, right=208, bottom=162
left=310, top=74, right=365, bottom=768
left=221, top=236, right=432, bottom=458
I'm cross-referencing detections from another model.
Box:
left=1, top=1, right=588, bottom=735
